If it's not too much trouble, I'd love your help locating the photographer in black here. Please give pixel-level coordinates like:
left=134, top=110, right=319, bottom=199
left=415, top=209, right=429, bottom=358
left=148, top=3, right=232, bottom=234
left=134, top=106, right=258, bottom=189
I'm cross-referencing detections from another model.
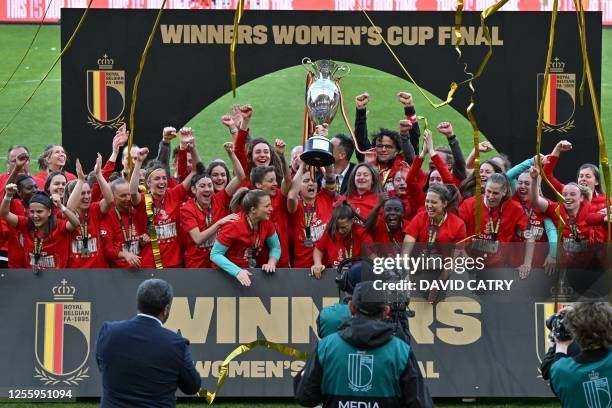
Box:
left=295, top=281, right=434, bottom=408
left=539, top=306, right=581, bottom=381
left=316, top=258, right=361, bottom=338
left=549, top=302, right=612, bottom=407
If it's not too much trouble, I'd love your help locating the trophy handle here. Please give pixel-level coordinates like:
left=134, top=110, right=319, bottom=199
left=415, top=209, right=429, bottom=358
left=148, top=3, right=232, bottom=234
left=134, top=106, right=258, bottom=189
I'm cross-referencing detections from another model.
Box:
left=302, top=57, right=316, bottom=75
left=333, top=64, right=351, bottom=80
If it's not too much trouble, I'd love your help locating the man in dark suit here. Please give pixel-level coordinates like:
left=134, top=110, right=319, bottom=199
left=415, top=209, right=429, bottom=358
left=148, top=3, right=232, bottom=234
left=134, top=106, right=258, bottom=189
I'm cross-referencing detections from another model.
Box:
left=315, top=134, right=356, bottom=195
left=96, top=279, right=201, bottom=407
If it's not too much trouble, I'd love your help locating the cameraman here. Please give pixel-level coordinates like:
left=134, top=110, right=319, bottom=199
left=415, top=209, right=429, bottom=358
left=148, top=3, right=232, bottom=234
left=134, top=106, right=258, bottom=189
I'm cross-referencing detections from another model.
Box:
left=295, top=281, right=434, bottom=408
left=539, top=306, right=580, bottom=381
left=550, top=302, right=612, bottom=407
left=317, top=260, right=361, bottom=338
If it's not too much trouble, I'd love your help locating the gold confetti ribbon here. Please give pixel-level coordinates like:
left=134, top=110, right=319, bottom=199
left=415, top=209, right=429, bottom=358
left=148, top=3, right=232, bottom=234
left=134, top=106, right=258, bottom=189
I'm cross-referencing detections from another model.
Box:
left=198, top=340, right=309, bottom=404
left=229, top=0, right=245, bottom=98
left=0, top=0, right=93, bottom=137
left=572, top=0, right=611, bottom=243
left=0, top=0, right=54, bottom=94
left=336, top=80, right=368, bottom=156
left=144, top=193, right=164, bottom=269
left=360, top=10, right=458, bottom=109
left=126, top=0, right=167, bottom=179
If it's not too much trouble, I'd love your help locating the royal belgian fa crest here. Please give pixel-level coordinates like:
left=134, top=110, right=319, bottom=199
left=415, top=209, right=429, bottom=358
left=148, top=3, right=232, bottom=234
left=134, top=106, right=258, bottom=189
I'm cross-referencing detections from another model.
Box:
left=348, top=352, right=374, bottom=392
left=34, top=279, right=90, bottom=385
left=87, top=54, right=125, bottom=129
left=537, top=57, right=576, bottom=133
left=583, top=370, right=611, bottom=408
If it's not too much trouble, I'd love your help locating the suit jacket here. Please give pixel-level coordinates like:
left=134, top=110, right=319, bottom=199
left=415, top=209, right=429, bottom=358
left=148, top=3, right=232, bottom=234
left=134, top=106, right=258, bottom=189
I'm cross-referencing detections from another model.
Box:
left=96, top=315, right=201, bottom=408
left=316, top=162, right=356, bottom=196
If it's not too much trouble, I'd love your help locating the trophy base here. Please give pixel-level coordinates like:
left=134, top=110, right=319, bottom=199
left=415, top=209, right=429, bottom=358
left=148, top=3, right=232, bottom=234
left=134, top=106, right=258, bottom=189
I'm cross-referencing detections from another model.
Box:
left=301, top=136, right=335, bottom=167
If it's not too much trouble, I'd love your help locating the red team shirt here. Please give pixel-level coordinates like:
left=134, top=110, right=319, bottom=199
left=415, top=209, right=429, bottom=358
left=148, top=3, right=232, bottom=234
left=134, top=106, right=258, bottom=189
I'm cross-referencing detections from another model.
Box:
left=544, top=201, right=595, bottom=266
left=510, top=195, right=551, bottom=268
left=32, top=169, right=77, bottom=190
left=315, top=224, right=373, bottom=267
left=216, top=212, right=277, bottom=269
left=459, top=196, right=528, bottom=266
left=15, top=216, right=71, bottom=269
left=67, top=202, right=109, bottom=268
left=135, top=184, right=188, bottom=268
left=291, top=192, right=334, bottom=268
left=347, top=191, right=378, bottom=220
left=100, top=206, right=147, bottom=268
left=180, top=191, right=231, bottom=268
left=404, top=210, right=467, bottom=244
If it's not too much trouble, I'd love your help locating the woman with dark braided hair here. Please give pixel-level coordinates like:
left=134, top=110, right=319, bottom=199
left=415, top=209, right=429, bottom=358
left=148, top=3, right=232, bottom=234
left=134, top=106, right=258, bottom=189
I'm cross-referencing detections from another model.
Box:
left=311, top=200, right=373, bottom=278
left=33, top=144, right=76, bottom=190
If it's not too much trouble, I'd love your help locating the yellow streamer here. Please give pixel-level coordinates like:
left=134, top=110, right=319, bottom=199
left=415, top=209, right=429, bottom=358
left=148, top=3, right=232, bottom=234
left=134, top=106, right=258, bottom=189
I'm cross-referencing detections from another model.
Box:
left=144, top=193, right=164, bottom=269
left=0, top=0, right=54, bottom=94
left=229, top=0, right=245, bottom=98
left=360, top=10, right=458, bottom=109
left=0, top=0, right=93, bottom=137
left=572, top=0, right=611, bottom=243
left=198, top=340, right=308, bottom=404
left=126, top=0, right=167, bottom=179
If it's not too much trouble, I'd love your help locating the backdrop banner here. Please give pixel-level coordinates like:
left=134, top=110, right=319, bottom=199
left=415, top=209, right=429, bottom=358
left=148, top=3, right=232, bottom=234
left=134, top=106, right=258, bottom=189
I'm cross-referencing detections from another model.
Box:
left=0, top=267, right=589, bottom=397
left=2, top=1, right=610, bottom=25
left=60, top=10, right=601, bottom=183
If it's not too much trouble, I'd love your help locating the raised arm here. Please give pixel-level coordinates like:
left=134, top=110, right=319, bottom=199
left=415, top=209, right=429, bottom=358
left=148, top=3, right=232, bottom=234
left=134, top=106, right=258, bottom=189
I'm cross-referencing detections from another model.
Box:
left=398, top=92, right=420, bottom=155
left=221, top=104, right=244, bottom=143
left=156, top=127, right=176, bottom=178
left=129, top=148, right=149, bottom=207
left=530, top=166, right=550, bottom=213
left=364, top=196, right=384, bottom=232
left=4, top=152, right=29, bottom=189
left=52, top=193, right=80, bottom=232
left=66, top=159, right=85, bottom=212
left=542, top=140, right=572, bottom=193
left=437, top=122, right=467, bottom=181
left=0, top=184, right=19, bottom=228
left=354, top=92, right=371, bottom=162
left=398, top=120, right=416, bottom=165
left=94, top=153, right=114, bottom=214
left=466, top=141, right=493, bottom=170
left=275, top=139, right=292, bottom=197
left=287, top=161, right=306, bottom=214
left=223, top=142, right=246, bottom=196
left=178, top=127, right=200, bottom=190
left=234, top=104, right=253, bottom=172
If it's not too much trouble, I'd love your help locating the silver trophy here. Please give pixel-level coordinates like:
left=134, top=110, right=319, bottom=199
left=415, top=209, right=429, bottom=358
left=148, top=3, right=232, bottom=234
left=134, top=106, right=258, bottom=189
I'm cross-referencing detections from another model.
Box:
left=300, top=58, right=350, bottom=167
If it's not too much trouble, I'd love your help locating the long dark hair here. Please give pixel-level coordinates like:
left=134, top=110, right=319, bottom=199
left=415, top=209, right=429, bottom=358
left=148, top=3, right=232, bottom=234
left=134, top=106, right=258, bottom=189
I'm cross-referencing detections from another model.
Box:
left=326, top=201, right=356, bottom=240
left=44, top=170, right=68, bottom=196
left=247, top=138, right=284, bottom=185
left=346, top=162, right=382, bottom=196
left=427, top=184, right=459, bottom=211
left=459, top=160, right=503, bottom=199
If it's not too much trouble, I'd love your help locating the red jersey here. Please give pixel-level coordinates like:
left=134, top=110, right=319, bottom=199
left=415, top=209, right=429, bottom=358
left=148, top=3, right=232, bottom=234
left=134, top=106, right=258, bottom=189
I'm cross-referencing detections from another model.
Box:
left=347, top=190, right=378, bottom=220
left=32, top=169, right=76, bottom=190
left=256, top=191, right=290, bottom=267
left=67, top=202, right=109, bottom=268
left=405, top=210, right=467, bottom=243
left=216, top=212, right=277, bottom=269
left=545, top=201, right=594, bottom=258
left=315, top=224, right=373, bottom=267
left=14, top=216, right=71, bottom=269
left=459, top=196, right=528, bottom=266
left=509, top=195, right=551, bottom=268
left=376, top=155, right=408, bottom=192
left=7, top=198, right=28, bottom=267
left=100, top=206, right=146, bottom=268
left=291, top=192, right=334, bottom=268
left=370, top=220, right=406, bottom=246
left=135, top=184, right=188, bottom=268
left=180, top=191, right=231, bottom=268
